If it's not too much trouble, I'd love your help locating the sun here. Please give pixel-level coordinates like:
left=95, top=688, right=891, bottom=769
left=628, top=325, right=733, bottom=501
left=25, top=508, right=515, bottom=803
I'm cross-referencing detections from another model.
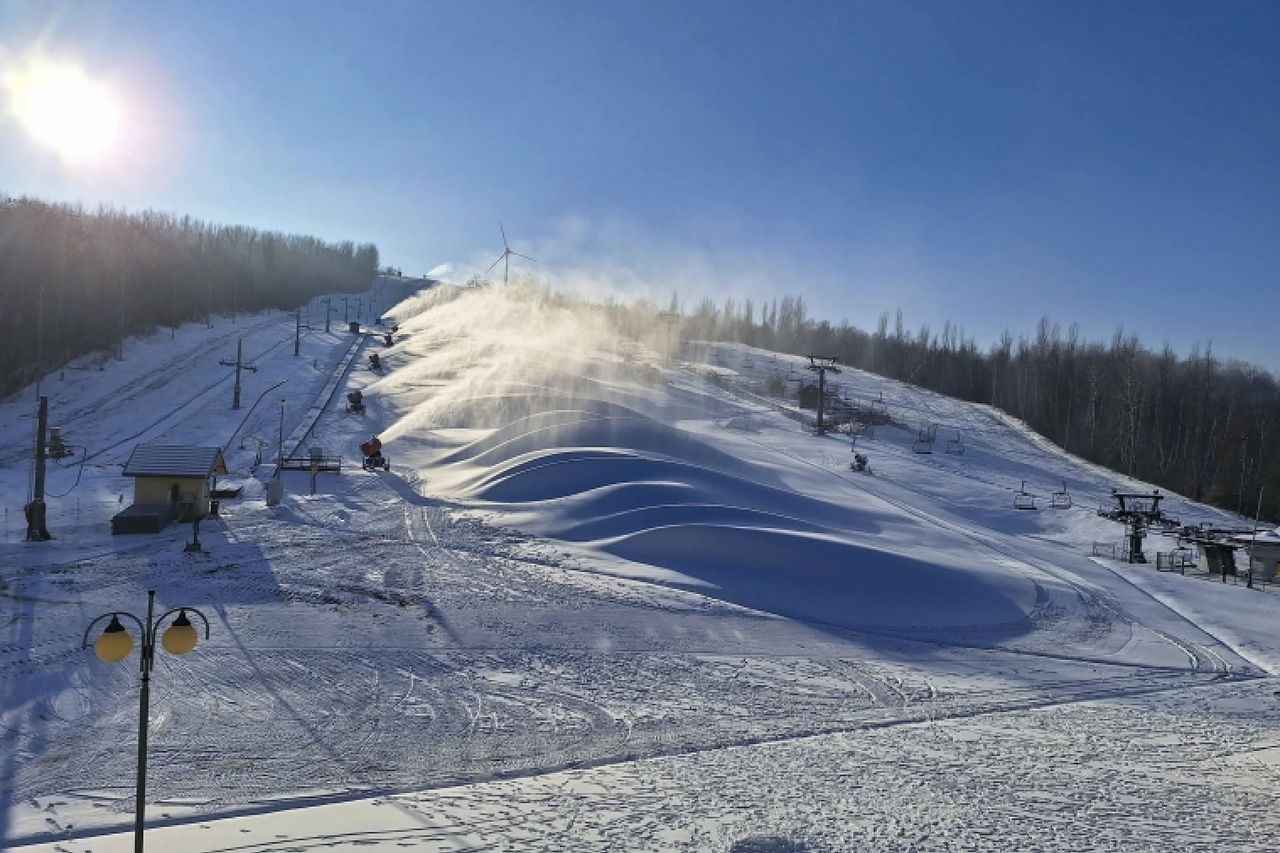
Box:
left=6, top=61, right=120, bottom=162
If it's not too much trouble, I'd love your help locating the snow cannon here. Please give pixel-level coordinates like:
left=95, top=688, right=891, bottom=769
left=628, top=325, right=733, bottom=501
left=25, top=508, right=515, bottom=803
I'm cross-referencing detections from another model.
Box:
left=345, top=391, right=366, bottom=414
left=383, top=333, right=394, bottom=347
left=850, top=453, right=870, bottom=473
left=368, top=352, right=382, bottom=371
left=359, top=436, right=390, bottom=471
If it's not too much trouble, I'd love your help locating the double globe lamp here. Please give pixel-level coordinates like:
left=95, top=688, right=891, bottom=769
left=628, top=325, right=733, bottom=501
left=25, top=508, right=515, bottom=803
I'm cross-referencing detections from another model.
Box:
left=83, top=590, right=211, bottom=853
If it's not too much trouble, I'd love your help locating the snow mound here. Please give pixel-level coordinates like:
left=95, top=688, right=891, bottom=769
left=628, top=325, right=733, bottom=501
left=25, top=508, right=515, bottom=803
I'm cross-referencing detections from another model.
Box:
left=600, top=524, right=1034, bottom=630
left=435, top=404, right=1040, bottom=633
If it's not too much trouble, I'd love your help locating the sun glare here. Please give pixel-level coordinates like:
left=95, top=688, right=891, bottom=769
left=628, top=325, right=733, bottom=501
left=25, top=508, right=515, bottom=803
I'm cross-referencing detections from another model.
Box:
left=6, top=61, right=120, bottom=162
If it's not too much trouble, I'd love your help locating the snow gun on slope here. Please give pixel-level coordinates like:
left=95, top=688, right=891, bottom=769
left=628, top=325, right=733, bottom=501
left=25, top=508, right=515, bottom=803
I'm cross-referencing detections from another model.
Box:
left=346, top=390, right=366, bottom=414
left=368, top=352, right=382, bottom=372
left=360, top=436, right=390, bottom=471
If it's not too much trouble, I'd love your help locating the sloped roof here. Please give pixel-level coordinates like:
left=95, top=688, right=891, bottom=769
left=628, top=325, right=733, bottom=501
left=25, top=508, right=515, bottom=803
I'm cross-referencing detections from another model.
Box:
left=123, top=445, right=227, bottom=478
left=1231, top=527, right=1280, bottom=547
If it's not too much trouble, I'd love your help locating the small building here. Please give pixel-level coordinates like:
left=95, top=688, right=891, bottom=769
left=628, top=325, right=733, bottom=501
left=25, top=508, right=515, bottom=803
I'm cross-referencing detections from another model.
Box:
left=112, top=445, right=228, bottom=534
left=1231, top=527, right=1280, bottom=582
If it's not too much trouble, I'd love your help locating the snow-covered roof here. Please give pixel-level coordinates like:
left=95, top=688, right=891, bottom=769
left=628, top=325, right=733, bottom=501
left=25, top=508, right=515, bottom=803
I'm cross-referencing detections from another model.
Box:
left=122, top=445, right=227, bottom=478
left=1227, top=527, right=1280, bottom=549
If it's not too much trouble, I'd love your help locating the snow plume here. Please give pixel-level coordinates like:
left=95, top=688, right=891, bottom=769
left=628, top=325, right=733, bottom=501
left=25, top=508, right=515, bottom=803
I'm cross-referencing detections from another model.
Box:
left=374, top=282, right=678, bottom=441
left=447, top=215, right=810, bottom=312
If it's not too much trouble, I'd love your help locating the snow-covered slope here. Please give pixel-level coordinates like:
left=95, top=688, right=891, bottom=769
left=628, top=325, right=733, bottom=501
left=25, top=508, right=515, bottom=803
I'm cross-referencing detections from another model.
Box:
left=4, top=284, right=1280, bottom=852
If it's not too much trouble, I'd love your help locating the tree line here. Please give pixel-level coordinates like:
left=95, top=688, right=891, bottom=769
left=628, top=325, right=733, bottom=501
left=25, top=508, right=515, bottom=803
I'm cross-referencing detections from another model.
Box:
left=0, top=194, right=379, bottom=397
left=673, top=293, right=1279, bottom=523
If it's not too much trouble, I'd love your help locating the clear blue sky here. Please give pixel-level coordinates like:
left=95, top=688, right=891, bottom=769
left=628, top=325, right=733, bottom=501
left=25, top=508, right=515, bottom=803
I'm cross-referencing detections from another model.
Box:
left=2, top=0, right=1277, bottom=369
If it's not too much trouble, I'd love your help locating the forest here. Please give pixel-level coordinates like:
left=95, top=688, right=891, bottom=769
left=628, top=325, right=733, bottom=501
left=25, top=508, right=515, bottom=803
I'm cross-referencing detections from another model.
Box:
left=673, top=293, right=1279, bottom=524
left=0, top=194, right=378, bottom=396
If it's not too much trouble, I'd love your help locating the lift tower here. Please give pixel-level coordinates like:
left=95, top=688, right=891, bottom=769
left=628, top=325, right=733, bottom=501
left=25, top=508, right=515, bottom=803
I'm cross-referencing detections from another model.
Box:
left=1098, top=489, right=1165, bottom=563
left=806, top=356, right=841, bottom=435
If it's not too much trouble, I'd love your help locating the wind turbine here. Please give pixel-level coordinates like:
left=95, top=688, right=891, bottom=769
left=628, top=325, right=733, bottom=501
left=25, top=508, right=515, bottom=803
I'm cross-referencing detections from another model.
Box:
left=485, top=222, right=535, bottom=285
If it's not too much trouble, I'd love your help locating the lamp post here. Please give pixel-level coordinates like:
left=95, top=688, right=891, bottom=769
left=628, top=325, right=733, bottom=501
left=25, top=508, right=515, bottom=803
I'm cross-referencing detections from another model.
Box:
left=82, top=590, right=211, bottom=853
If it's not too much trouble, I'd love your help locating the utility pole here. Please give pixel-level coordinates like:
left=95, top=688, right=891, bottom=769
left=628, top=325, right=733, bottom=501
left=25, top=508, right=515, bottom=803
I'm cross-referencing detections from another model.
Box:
left=35, top=282, right=44, bottom=399
left=277, top=398, right=286, bottom=473
left=1249, top=485, right=1266, bottom=588
left=25, top=396, right=51, bottom=540
left=294, top=309, right=301, bottom=356
left=806, top=356, right=841, bottom=435
left=343, top=297, right=350, bottom=323
left=323, top=298, right=332, bottom=333
left=218, top=338, right=258, bottom=409
left=118, top=270, right=126, bottom=361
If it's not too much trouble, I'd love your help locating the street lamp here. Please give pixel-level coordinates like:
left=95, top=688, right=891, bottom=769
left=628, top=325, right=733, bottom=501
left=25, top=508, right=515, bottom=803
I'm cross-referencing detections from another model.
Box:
left=82, top=590, right=211, bottom=853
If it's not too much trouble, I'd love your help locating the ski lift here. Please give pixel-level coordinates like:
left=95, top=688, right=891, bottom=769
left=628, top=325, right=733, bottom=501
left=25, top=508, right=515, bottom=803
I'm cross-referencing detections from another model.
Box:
left=945, top=431, right=965, bottom=456
left=912, top=423, right=934, bottom=454
left=870, top=392, right=889, bottom=423
left=1050, top=481, right=1072, bottom=510
left=1014, top=480, right=1038, bottom=511
left=1173, top=543, right=1197, bottom=569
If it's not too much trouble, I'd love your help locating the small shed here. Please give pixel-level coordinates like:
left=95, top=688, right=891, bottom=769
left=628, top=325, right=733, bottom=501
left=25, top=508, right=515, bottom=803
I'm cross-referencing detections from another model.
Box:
left=1231, top=527, right=1280, bottom=582
left=113, top=445, right=228, bottom=534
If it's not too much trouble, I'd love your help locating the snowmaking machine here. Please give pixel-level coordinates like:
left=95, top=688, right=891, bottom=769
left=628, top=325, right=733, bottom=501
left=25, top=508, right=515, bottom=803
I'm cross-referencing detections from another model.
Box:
left=360, top=436, right=390, bottom=471
left=850, top=452, right=871, bottom=473
left=368, top=352, right=382, bottom=372
left=383, top=333, right=394, bottom=347
left=346, top=390, right=366, bottom=414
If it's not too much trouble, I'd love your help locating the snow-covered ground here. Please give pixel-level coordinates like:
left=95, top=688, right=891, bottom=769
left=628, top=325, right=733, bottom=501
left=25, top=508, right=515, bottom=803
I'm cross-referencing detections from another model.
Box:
left=3, top=284, right=1279, bottom=852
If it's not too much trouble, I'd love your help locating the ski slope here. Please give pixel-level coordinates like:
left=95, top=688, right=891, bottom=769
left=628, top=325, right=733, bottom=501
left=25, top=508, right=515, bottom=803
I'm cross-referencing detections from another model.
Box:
left=3, top=284, right=1280, bottom=852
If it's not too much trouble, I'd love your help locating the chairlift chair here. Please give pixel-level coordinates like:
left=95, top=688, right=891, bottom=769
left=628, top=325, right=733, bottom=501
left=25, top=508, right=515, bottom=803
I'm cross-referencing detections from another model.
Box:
left=1050, top=481, right=1072, bottom=509
left=1173, top=544, right=1196, bottom=569
left=945, top=431, right=965, bottom=456
left=1014, top=480, right=1038, bottom=511
left=912, top=424, right=934, bottom=454
left=869, top=392, right=890, bottom=423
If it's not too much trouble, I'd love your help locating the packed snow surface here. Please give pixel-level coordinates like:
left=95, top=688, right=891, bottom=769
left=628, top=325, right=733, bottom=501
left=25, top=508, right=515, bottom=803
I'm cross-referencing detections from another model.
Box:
left=3, top=283, right=1280, bottom=852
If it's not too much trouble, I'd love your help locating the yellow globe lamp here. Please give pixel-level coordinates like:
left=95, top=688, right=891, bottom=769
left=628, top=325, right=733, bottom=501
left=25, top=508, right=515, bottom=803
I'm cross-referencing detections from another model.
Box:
left=94, top=615, right=134, bottom=663
left=161, top=610, right=199, bottom=656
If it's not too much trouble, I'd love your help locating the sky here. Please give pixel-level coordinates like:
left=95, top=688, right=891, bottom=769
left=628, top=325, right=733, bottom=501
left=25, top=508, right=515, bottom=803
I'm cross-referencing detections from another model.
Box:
left=1, top=0, right=1278, bottom=370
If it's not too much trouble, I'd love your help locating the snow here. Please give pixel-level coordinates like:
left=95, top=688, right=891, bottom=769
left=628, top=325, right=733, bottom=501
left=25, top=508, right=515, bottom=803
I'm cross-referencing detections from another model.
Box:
left=3, top=283, right=1280, bottom=851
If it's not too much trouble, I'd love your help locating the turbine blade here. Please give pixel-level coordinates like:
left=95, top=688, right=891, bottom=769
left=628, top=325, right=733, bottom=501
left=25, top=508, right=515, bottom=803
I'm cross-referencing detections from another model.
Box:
left=500, top=222, right=508, bottom=249
left=485, top=255, right=504, bottom=274
left=511, top=252, right=536, bottom=262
